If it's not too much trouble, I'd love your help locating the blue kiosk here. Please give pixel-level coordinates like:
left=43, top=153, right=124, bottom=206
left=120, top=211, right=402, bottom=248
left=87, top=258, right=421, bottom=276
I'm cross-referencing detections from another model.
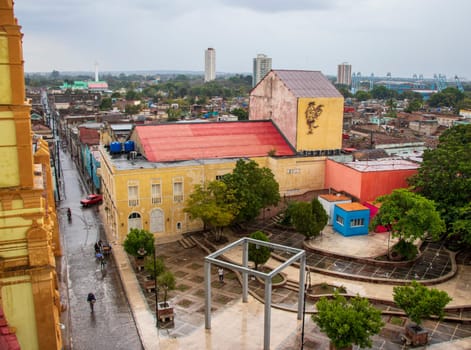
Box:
left=333, top=202, right=370, bottom=236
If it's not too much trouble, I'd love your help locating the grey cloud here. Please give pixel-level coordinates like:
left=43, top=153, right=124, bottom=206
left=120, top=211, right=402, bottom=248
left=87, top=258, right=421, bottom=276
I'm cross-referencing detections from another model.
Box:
left=219, top=0, right=335, bottom=13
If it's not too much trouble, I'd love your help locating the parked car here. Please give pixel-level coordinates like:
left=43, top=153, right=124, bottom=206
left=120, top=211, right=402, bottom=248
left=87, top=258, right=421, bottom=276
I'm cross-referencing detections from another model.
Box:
left=80, top=194, right=103, bottom=207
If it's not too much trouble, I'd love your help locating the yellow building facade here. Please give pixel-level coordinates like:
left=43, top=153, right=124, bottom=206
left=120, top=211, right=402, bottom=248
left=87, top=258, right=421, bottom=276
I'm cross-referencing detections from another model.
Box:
left=100, top=150, right=330, bottom=243
left=0, top=2, right=62, bottom=349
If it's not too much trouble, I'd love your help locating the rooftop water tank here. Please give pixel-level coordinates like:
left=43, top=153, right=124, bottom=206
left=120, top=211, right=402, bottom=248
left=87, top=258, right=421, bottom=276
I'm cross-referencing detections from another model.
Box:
left=110, top=142, right=122, bottom=154
left=124, top=140, right=135, bottom=153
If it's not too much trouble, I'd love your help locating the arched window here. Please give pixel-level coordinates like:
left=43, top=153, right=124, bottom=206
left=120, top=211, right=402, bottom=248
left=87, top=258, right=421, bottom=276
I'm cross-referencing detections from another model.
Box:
left=128, top=212, right=142, bottom=231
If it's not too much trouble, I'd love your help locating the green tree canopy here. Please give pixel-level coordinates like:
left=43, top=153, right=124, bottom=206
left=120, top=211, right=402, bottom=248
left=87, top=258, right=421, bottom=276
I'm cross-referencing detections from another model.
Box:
left=99, top=97, right=112, bottom=111
left=124, top=103, right=141, bottom=116
left=393, top=281, right=451, bottom=327
left=286, top=198, right=328, bottom=240
left=404, top=98, right=423, bottom=113
left=222, top=159, right=280, bottom=223
left=248, top=231, right=271, bottom=270
left=144, top=256, right=166, bottom=279
left=123, top=228, right=155, bottom=257
left=408, top=124, right=471, bottom=238
left=451, top=203, right=471, bottom=245
left=427, top=87, right=464, bottom=112
left=313, top=293, right=384, bottom=349
left=157, top=270, right=176, bottom=304
left=230, top=107, right=248, bottom=120
left=184, top=181, right=240, bottom=241
left=354, top=90, right=371, bottom=101
left=370, top=189, right=445, bottom=244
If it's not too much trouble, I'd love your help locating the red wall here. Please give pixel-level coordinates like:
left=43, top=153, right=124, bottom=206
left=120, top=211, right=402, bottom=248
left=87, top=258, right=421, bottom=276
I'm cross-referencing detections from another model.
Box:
left=324, top=159, right=417, bottom=202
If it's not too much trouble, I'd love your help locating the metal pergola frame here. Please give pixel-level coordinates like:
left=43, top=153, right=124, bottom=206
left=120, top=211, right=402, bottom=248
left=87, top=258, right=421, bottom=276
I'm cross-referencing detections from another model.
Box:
left=204, top=237, right=306, bottom=350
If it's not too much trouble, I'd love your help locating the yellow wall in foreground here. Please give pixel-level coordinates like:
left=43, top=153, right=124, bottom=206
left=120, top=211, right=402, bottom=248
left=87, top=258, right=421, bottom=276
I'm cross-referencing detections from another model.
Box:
left=1, top=278, right=39, bottom=350
left=296, top=97, right=344, bottom=151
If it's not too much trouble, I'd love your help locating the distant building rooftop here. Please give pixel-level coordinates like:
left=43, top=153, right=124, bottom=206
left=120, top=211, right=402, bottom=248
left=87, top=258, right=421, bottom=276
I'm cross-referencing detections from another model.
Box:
left=343, top=158, right=420, bottom=172
left=319, top=194, right=351, bottom=202
left=273, top=70, right=343, bottom=98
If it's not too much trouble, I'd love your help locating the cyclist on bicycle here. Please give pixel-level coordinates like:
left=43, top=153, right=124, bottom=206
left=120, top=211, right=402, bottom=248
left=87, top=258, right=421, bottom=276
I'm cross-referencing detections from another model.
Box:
left=87, top=292, right=96, bottom=312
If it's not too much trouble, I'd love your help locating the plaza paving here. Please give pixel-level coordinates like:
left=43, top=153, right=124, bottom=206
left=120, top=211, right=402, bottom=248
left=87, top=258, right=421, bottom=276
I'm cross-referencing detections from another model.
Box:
left=103, top=210, right=471, bottom=349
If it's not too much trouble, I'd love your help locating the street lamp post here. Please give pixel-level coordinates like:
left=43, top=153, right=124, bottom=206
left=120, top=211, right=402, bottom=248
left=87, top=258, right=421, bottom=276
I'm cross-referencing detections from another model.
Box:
left=153, top=247, right=159, bottom=328
left=300, top=269, right=311, bottom=350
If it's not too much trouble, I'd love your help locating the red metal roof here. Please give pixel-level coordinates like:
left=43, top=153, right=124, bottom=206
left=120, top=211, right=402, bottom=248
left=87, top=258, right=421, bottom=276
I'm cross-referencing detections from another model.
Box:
left=134, top=121, right=295, bottom=162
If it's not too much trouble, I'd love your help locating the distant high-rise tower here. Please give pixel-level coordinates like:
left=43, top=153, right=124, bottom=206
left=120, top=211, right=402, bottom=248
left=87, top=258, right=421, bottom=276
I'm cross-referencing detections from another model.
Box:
left=337, top=62, right=352, bottom=86
left=253, top=54, right=272, bottom=87
left=204, top=48, right=216, bottom=82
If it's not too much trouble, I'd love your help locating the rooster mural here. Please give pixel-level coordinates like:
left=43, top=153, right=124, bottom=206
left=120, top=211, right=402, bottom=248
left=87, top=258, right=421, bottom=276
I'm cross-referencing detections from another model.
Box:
left=305, top=101, right=324, bottom=134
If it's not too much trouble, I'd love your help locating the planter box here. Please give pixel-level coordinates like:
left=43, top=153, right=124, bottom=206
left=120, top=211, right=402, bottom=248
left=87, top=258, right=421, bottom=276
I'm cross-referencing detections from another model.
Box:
left=157, top=302, right=174, bottom=323
left=134, top=257, right=145, bottom=271
left=403, top=324, right=428, bottom=346
left=143, top=279, right=156, bottom=293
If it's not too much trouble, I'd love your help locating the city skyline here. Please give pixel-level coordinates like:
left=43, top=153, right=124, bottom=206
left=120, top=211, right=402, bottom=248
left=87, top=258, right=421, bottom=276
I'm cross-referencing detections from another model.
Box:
left=14, top=0, right=471, bottom=80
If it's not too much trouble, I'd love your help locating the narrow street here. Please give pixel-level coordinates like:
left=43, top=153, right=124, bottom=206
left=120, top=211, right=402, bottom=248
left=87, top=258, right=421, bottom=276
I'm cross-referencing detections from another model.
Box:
left=57, top=147, right=142, bottom=350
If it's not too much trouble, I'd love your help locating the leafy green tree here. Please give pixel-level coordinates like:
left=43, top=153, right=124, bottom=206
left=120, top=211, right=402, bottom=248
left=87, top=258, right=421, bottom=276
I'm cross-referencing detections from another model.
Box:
left=248, top=231, right=271, bottom=270
left=409, top=125, right=471, bottom=239
left=393, top=281, right=451, bottom=327
left=313, top=293, right=384, bottom=349
left=451, top=203, right=471, bottom=246
left=185, top=181, right=240, bottom=241
left=125, top=104, right=141, bottom=116
left=371, top=85, right=391, bottom=100
left=157, top=270, right=176, bottom=305
left=287, top=199, right=327, bottom=240
left=231, top=107, right=248, bottom=120
left=144, top=256, right=166, bottom=279
left=385, top=98, right=397, bottom=118
left=370, top=189, right=445, bottom=258
left=123, top=228, right=155, bottom=257
left=404, top=98, right=423, bottom=113
left=354, top=90, right=371, bottom=101
left=427, top=87, right=464, bottom=112
left=222, top=159, right=280, bottom=223
left=100, top=97, right=112, bottom=110
left=125, top=89, right=141, bottom=101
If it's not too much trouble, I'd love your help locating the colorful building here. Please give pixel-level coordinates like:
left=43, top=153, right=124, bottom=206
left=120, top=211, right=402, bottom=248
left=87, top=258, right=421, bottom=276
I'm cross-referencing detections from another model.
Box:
left=99, top=70, right=345, bottom=242
left=324, top=158, right=419, bottom=202
left=0, top=2, right=63, bottom=349
left=333, top=202, right=370, bottom=236
left=318, top=194, right=351, bottom=225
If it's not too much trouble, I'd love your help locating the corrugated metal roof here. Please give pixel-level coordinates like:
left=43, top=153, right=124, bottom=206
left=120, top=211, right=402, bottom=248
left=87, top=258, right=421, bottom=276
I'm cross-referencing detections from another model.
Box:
left=134, top=121, right=295, bottom=162
left=273, top=70, right=343, bottom=98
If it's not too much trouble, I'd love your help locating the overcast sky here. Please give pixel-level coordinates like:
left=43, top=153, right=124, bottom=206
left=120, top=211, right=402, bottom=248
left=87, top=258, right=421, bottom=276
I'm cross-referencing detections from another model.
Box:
left=14, top=0, right=471, bottom=80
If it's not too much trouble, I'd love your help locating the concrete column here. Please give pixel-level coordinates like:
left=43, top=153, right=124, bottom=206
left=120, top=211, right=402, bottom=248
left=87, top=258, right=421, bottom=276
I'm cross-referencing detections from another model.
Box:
left=298, top=255, right=306, bottom=320
left=242, top=240, right=248, bottom=302
left=204, top=260, right=212, bottom=329
left=263, top=276, right=272, bottom=350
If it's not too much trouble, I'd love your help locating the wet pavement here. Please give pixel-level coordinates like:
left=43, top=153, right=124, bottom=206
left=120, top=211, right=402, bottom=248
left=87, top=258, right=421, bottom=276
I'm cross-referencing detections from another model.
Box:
left=250, top=221, right=455, bottom=283
left=57, top=148, right=142, bottom=350
left=125, top=231, right=471, bottom=349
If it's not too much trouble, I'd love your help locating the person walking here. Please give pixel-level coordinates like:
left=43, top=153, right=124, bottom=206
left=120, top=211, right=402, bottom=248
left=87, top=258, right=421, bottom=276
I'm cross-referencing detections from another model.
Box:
left=87, top=292, right=96, bottom=312
left=218, top=267, right=224, bottom=283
